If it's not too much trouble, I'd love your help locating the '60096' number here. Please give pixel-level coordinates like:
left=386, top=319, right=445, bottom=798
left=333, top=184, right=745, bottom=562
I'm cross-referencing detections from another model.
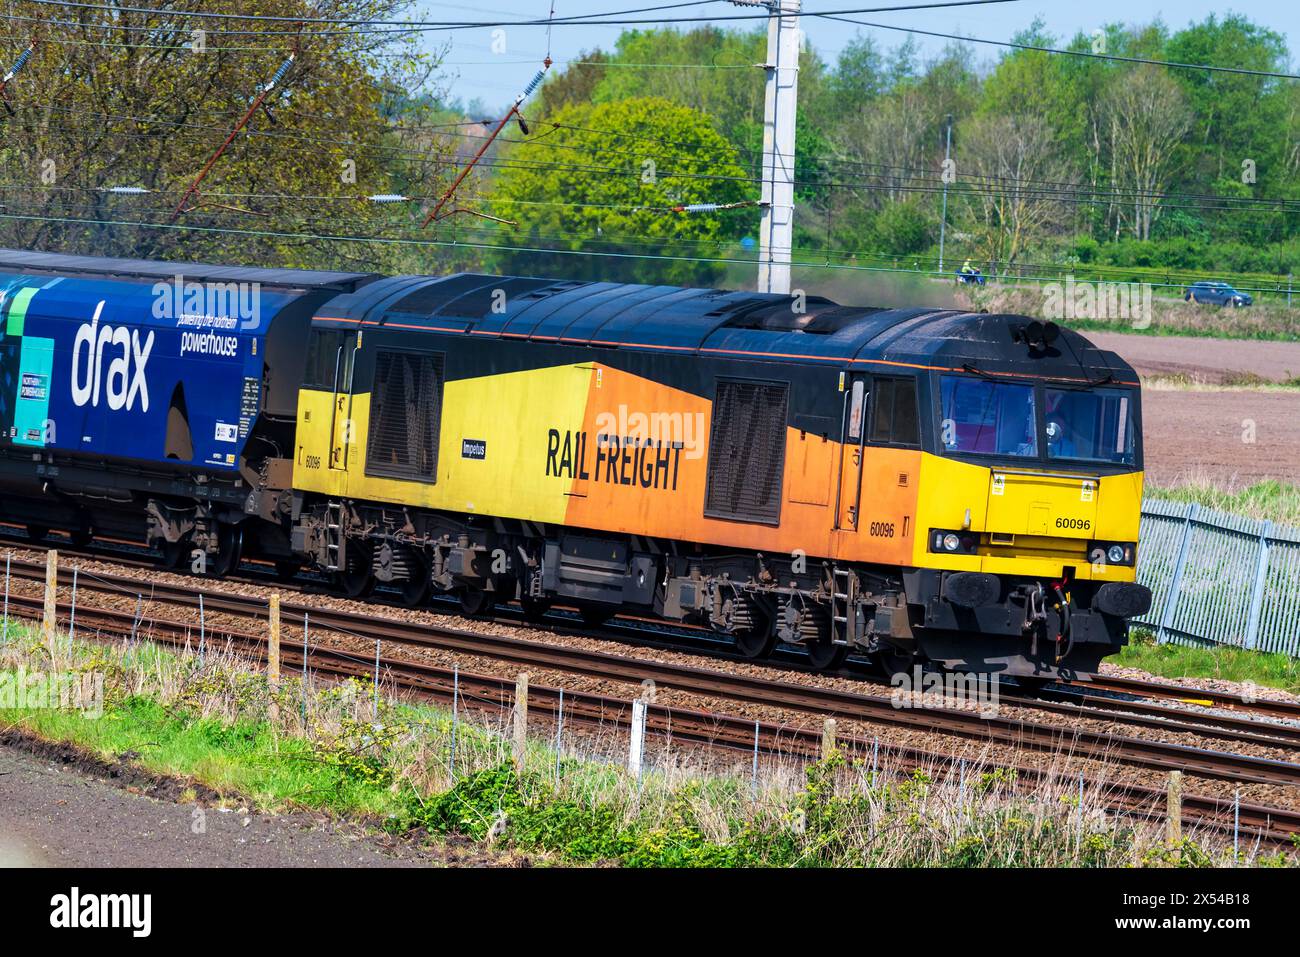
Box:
left=1055, top=516, right=1091, bottom=530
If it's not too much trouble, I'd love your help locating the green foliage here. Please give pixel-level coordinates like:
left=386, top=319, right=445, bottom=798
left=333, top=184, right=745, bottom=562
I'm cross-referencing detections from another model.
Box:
left=509, top=16, right=1300, bottom=289
left=1118, top=627, right=1300, bottom=694
left=0, top=0, right=451, bottom=274
left=491, top=97, right=751, bottom=285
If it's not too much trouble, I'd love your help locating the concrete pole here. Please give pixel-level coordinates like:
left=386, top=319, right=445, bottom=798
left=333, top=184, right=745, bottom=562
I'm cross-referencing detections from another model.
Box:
left=938, top=114, right=953, bottom=273
left=757, top=0, right=800, bottom=295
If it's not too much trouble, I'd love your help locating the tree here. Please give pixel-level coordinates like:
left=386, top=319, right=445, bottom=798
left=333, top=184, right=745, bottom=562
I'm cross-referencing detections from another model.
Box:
left=490, top=97, right=751, bottom=285
left=1101, top=66, right=1192, bottom=240
left=0, top=0, right=451, bottom=273
left=958, top=114, right=1076, bottom=269
left=538, top=51, right=609, bottom=116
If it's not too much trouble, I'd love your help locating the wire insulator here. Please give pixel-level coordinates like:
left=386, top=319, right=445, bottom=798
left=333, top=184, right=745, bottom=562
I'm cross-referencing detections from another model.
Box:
left=367, top=194, right=409, bottom=203
left=3, top=45, right=34, bottom=83
left=521, top=69, right=545, bottom=97
left=104, top=186, right=150, bottom=194
left=263, top=55, right=294, bottom=92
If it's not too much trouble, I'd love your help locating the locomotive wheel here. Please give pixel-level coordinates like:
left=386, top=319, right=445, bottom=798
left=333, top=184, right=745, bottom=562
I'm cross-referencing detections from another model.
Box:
left=209, top=524, right=244, bottom=579
left=519, top=596, right=552, bottom=623
left=26, top=524, right=48, bottom=542
left=335, top=542, right=375, bottom=599
left=735, top=625, right=778, bottom=659
left=399, top=560, right=431, bottom=607
left=458, top=587, right=494, bottom=617
left=805, top=637, right=849, bottom=671
left=733, top=607, right=777, bottom=659
left=578, top=605, right=614, bottom=628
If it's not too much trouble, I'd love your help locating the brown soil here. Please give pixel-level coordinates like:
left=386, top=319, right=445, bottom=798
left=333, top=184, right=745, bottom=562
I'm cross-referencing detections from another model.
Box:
left=1087, top=331, right=1300, bottom=384
left=1140, top=389, right=1300, bottom=487
left=0, top=729, right=523, bottom=868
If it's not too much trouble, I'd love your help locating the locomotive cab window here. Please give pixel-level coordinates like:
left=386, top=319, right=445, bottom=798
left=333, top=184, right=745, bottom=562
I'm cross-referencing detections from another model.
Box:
left=365, top=349, right=445, bottom=482
left=704, top=378, right=789, bottom=525
left=939, top=376, right=1038, bottom=458
left=1043, top=387, right=1136, bottom=465
left=303, top=329, right=347, bottom=390
left=868, top=377, right=919, bottom=446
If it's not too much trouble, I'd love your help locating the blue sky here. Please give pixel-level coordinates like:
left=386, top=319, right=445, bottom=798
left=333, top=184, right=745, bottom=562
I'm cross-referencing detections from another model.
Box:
left=416, top=1, right=1298, bottom=107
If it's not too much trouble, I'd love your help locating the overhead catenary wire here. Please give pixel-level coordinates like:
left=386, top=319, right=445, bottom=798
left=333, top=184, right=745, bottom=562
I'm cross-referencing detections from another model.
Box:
left=5, top=207, right=1297, bottom=297
left=815, top=12, right=1300, bottom=81
left=15, top=0, right=1021, bottom=33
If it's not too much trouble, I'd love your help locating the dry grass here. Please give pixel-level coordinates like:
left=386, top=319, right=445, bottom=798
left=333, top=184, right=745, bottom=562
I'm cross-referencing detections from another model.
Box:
left=957, top=285, right=1300, bottom=340
left=0, top=620, right=1292, bottom=867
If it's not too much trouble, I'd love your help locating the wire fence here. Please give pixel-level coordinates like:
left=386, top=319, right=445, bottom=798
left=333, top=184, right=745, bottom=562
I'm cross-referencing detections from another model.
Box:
left=1135, top=498, right=1300, bottom=657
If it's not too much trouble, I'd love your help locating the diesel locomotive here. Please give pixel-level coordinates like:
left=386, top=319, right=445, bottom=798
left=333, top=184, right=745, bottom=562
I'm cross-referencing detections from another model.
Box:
left=0, top=248, right=1152, bottom=679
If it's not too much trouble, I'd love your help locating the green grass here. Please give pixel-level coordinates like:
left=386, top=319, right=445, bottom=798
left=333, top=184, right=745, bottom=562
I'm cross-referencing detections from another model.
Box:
left=5, top=696, right=406, bottom=817
left=1145, top=480, right=1300, bottom=529
left=2, top=622, right=1296, bottom=867
left=1118, top=631, right=1300, bottom=695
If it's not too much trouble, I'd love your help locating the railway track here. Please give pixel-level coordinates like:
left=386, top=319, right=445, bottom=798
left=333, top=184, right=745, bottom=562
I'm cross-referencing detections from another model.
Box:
left=2, top=588, right=1297, bottom=847
left=4, top=532, right=1299, bottom=742
left=5, top=553, right=1300, bottom=791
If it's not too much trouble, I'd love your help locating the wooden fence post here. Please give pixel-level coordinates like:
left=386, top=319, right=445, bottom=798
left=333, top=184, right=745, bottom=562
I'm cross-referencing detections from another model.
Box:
left=268, top=592, right=281, bottom=724
left=42, top=548, right=58, bottom=651
left=513, top=672, right=529, bottom=771
left=1166, top=771, right=1183, bottom=849
left=821, top=718, right=837, bottom=759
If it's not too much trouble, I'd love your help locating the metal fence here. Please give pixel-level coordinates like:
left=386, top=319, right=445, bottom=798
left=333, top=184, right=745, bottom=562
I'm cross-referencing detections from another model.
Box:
left=1135, top=498, right=1300, bottom=657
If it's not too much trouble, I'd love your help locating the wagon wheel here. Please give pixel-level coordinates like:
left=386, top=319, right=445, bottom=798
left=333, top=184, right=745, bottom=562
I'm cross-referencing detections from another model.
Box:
left=209, top=524, right=244, bottom=579
left=161, top=538, right=190, bottom=570
left=458, top=587, right=494, bottom=617
left=872, top=645, right=916, bottom=680
left=519, top=596, right=552, bottom=623
left=805, top=636, right=849, bottom=671
left=26, top=524, right=48, bottom=543
left=69, top=522, right=94, bottom=549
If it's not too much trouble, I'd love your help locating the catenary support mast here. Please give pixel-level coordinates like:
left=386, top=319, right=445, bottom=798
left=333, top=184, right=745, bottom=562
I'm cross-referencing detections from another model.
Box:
left=756, top=0, right=800, bottom=295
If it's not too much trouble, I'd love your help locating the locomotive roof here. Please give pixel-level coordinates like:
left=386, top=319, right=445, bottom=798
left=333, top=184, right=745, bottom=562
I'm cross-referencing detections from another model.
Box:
left=0, top=248, right=378, bottom=292
left=317, top=272, right=1139, bottom=385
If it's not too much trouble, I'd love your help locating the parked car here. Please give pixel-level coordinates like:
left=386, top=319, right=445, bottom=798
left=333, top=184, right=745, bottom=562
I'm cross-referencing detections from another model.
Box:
left=1184, top=280, right=1253, bottom=307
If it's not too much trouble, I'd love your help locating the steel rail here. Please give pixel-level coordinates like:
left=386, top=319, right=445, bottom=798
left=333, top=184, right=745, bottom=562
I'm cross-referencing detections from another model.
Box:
left=6, top=559, right=1300, bottom=789
left=4, top=538, right=1299, bottom=750
left=2, top=592, right=1296, bottom=846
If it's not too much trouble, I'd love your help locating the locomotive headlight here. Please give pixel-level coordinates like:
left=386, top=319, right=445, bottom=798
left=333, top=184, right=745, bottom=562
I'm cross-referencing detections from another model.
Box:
left=1089, top=541, right=1135, bottom=567
left=943, top=533, right=961, bottom=552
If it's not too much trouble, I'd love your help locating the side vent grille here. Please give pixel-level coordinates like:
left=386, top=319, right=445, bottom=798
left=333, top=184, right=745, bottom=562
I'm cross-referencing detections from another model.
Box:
left=704, top=379, right=788, bottom=525
left=366, top=350, right=444, bottom=482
